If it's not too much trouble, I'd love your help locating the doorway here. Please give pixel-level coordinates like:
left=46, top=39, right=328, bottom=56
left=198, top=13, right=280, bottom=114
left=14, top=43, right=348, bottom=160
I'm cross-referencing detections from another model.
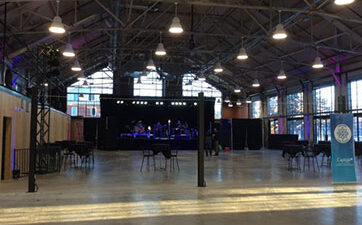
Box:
left=1, top=117, right=12, bottom=180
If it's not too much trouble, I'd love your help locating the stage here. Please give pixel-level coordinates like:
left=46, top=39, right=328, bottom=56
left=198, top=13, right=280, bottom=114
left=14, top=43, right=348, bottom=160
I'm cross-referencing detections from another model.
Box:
left=118, top=136, right=198, bottom=151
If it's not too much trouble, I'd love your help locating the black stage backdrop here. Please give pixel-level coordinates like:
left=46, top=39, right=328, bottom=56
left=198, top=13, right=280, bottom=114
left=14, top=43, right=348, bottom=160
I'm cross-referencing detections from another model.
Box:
left=98, top=95, right=215, bottom=150
left=220, top=119, right=263, bottom=150
left=232, top=119, right=262, bottom=150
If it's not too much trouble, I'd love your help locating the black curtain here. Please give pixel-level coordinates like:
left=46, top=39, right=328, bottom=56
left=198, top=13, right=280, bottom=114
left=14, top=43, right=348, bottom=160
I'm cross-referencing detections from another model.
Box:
left=220, top=119, right=231, bottom=148
left=247, top=119, right=263, bottom=150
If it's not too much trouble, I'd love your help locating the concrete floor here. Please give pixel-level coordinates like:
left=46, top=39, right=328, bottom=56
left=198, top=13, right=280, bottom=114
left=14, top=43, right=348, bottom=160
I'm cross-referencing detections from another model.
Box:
left=0, top=150, right=362, bottom=225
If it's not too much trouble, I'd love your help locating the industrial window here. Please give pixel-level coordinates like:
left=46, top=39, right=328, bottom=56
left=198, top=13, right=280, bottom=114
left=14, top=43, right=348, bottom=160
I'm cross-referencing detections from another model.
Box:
left=348, top=79, right=362, bottom=112
left=67, top=68, right=113, bottom=117
left=71, top=107, right=78, bottom=116
left=313, top=85, right=334, bottom=142
left=348, top=79, right=362, bottom=141
left=287, top=92, right=303, bottom=116
left=182, top=74, right=222, bottom=119
left=133, top=72, right=163, bottom=97
left=251, top=100, right=261, bottom=118
left=313, top=85, right=335, bottom=115
left=270, top=119, right=279, bottom=134
left=286, top=92, right=304, bottom=140
left=288, top=119, right=304, bottom=140
left=267, top=96, right=278, bottom=116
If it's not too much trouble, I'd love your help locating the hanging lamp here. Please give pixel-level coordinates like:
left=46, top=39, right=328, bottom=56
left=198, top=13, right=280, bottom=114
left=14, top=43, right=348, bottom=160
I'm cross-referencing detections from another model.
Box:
left=273, top=11, right=287, bottom=40
left=237, top=37, right=248, bottom=60
left=155, top=32, right=167, bottom=56
left=49, top=0, right=65, bottom=34
left=71, top=60, right=82, bottom=71
left=169, top=2, right=183, bottom=34
left=334, top=0, right=355, bottom=5
left=277, top=61, right=287, bottom=80
left=252, top=79, right=260, bottom=87
left=214, top=62, right=223, bottom=73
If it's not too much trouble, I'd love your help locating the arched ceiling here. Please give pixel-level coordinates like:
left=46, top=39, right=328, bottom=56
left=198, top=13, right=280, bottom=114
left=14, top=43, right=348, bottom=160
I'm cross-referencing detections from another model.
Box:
left=1, top=0, right=362, bottom=96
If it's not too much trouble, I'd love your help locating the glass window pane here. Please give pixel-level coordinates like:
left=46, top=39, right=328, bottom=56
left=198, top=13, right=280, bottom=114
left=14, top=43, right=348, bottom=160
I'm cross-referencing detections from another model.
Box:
left=267, top=96, right=278, bottom=116
left=251, top=100, right=261, bottom=118
left=182, top=74, right=222, bottom=119
left=67, top=68, right=112, bottom=118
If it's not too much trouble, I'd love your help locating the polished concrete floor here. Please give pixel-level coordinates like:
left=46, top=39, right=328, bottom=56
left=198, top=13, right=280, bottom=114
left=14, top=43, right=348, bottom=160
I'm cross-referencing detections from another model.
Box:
left=1, top=150, right=362, bottom=225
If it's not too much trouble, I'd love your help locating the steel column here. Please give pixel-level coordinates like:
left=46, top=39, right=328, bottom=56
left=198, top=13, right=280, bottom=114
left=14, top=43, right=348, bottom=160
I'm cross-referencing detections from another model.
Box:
left=28, top=87, right=38, bottom=193
left=198, top=92, right=206, bottom=187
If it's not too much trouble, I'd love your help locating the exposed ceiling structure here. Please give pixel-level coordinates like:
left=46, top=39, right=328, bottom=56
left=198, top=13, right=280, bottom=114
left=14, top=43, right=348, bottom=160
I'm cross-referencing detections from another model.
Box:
left=1, top=0, right=362, bottom=96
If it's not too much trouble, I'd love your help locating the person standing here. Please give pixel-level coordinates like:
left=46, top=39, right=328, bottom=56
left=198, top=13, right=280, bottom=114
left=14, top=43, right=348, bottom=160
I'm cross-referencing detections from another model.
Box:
left=212, top=128, right=219, bottom=156
left=205, top=130, right=213, bottom=157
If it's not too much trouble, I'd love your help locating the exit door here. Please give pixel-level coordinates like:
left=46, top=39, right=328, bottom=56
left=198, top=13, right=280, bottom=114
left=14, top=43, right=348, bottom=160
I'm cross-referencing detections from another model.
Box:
left=1, top=117, right=12, bottom=180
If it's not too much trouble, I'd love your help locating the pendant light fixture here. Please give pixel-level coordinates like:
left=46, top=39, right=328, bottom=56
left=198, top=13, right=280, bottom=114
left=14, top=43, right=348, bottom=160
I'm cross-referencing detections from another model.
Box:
left=71, top=60, right=82, bottom=71
left=214, top=62, right=223, bottom=73
left=82, top=80, right=89, bottom=87
left=77, top=72, right=85, bottom=81
left=155, top=32, right=167, bottom=56
left=224, top=96, right=230, bottom=103
left=146, top=54, right=156, bottom=71
left=49, top=0, right=66, bottom=34
left=228, top=102, right=233, bottom=108
left=277, top=61, right=287, bottom=80
left=237, top=37, right=248, bottom=60
left=236, top=99, right=242, bottom=106
left=334, top=0, right=355, bottom=5
left=312, top=56, right=324, bottom=69
left=246, top=97, right=251, bottom=104
left=234, top=85, right=241, bottom=93
left=63, top=34, right=75, bottom=57
left=199, top=73, right=206, bottom=81
left=312, top=48, right=324, bottom=69
left=252, top=79, right=260, bottom=87
left=273, top=11, right=287, bottom=40
left=137, top=77, right=142, bottom=84
left=169, top=2, right=183, bottom=34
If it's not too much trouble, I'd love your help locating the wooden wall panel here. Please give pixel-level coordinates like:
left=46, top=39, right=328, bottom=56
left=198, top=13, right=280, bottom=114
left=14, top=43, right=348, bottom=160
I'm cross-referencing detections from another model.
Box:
left=49, top=109, right=70, bottom=143
left=0, top=86, right=70, bottom=180
left=0, top=86, right=31, bottom=180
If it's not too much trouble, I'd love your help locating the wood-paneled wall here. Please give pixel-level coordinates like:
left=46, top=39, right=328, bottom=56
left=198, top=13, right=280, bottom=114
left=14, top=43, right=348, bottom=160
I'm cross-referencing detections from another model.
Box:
left=0, top=86, right=70, bottom=180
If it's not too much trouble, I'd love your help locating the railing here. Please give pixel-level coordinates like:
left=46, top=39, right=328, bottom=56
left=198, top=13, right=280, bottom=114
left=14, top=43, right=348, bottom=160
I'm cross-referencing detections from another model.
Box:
left=13, top=148, right=30, bottom=178
left=13, top=146, right=62, bottom=178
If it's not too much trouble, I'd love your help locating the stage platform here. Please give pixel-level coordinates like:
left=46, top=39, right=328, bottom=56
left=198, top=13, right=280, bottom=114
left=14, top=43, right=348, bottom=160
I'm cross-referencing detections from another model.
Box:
left=115, top=136, right=198, bottom=151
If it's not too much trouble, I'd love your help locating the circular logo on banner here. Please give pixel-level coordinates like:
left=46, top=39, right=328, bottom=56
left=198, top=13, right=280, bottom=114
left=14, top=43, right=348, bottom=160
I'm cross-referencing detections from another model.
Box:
left=334, top=124, right=352, bottom=144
